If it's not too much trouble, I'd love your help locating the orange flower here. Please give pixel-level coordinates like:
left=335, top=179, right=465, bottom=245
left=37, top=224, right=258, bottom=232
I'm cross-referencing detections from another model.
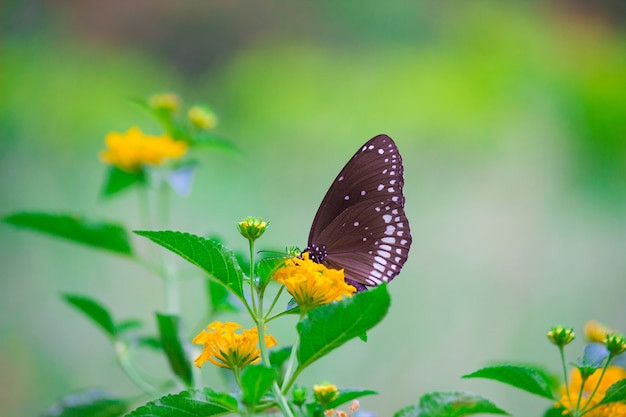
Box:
left=556, top=366, right=626, bottom=416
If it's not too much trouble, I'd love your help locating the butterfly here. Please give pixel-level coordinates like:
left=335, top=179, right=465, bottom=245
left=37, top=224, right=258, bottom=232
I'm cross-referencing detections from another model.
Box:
left=304, top=134, right=412, bottom=291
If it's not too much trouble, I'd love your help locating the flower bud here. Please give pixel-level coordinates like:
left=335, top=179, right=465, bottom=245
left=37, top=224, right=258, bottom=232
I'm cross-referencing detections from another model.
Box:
left=291, top=385, right=307, bottom=406
left=605, top=333, right=626, bottom=356
left=149, top=93, right=181, bottom=113
left=188, top=105, right=218, bottom=130
left=547, top=326, right=575, bottom=347
left=314, top=383, right=339, bottom=406
left=238, top=217, right=269, bottom=241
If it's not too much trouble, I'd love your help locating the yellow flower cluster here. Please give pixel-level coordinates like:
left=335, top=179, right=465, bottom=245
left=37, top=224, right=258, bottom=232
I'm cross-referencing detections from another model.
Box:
left=100, top=126, right=188, bottom=172
left=192, top=321, right=277, bottom=370
left=556, top=366, right=626, bottom=416
left=273, top=253, right=356, bottom=311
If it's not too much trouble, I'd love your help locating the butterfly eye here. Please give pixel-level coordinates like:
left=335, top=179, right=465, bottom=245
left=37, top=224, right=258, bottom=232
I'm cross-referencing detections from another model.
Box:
left=305, top=134, right=412, bottom=290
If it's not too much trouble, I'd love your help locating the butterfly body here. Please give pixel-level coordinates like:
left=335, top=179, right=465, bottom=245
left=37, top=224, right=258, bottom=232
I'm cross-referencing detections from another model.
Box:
left=305, top=134, right=412, bottom=291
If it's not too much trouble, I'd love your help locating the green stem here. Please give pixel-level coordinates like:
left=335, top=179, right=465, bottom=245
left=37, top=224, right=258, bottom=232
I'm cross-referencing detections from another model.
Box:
left=157, top=182, right=179, bottom=314
left=280, top=333, right=301, bottom=392
left=115, top=340, right=161, bottom=398
left=264, top=286, right=285, bottom=320
left=581, top=354, right=613, bottom=413
left=249, top=239, right=257, bottom=315
left=256, top=286, right=294, bottom=417
left=559, top=346, right=573, bottom=410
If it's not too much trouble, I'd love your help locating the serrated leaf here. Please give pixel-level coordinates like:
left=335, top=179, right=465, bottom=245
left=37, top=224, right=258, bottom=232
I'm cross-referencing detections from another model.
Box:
left=240, top=365, right=276, bottom=406
left=63, top=294, right=116, bottom=337
left=156, top=313, right=193, bottom=387
left=393, top=392, right=509, bottom=417
left=43, top=388, right=127, bottom=417
left=463, top=365, right=556, bottom=400
left=134, top=231, right=244, bottom=300
left=101, top=166, right=145, bottom=198
left=598, top=378, right=626, bottom=406
left=297, top=285, right=390, bottom=371
left=4, top=212, right=133, bottom=255
left=327, top=389, right=377, bottom=409
left=257, top=257, right=285, bottom=288
left=206, top=279, right=240, bottom=316
left=125, top=388, right=238, bottom=417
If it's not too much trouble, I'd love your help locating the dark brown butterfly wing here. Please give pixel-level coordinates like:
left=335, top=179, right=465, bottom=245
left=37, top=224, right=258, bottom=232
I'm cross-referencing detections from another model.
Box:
left=306, top=134, right=412, bottom=289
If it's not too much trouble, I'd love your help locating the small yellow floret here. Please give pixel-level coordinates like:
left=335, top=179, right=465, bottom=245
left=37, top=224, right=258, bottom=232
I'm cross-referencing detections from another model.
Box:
left=188, top=106, right=218, bottom=130
left=555, top=366, right=626, bottom=416
left=100, top=126, right=188, bottom=172
left=192, top=321, right=277, bottom=370
left=273, top=253, right=356, bottom=311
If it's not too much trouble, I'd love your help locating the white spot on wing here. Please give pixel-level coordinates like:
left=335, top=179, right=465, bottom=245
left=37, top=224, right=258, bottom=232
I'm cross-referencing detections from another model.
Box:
left=382, top=214, right=392, bottom=223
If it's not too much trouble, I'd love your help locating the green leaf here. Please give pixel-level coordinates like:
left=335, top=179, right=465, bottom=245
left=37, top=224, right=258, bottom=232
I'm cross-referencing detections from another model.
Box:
left=240, top=365, right=276, bottom=406
left=393, top=392, right=509, bottom=417
left=116, top=319, right=144, bottom=334
left=297, top=284, right=390, bottom=371
left=136, top=335, right=162, bottom=350
left=43, top=388, right=127, bottom=417
left=598, top=378, right=626, bottom=406
left=543, top=407, right=566, bottom=417
left=327, top=389, right=377, bottom=409
left=156, top=313, right=193, bottom=387
left=206, top=279, right=240, bottom=316
left=463, top=365, right=556, bottom=400
left=125, top=388, right=238, bottom=417
left=4, top=212, right=133, bottom=255
left=257, top=257, right=285, bottom=288
left=63, top=294, right=116, bottom=337
left=101, top=166, right=145, bottom=198
left=134, top=231, right=244, bottom=300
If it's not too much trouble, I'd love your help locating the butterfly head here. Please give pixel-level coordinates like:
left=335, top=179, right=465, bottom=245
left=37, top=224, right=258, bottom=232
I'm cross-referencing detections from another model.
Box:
left=302, top=243, right=327, bottom=263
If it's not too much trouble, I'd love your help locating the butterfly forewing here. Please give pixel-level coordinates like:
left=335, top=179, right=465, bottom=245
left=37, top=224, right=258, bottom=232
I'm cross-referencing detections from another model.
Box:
left=307, top=134, right=412, bottom=289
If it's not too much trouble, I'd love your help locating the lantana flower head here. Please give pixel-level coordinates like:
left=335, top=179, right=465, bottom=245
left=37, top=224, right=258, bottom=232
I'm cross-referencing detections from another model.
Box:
left=100, top=126, right=188, bottom=172
left=192, top=321, right=277, bottom=370
left=555, top=366, right=626, bottom=416
left=273, top=252, right=356, bottom=311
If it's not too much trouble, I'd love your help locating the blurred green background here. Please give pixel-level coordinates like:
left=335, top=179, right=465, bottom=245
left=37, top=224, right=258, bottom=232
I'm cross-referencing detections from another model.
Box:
left=2, top=1, right=626, bottom=416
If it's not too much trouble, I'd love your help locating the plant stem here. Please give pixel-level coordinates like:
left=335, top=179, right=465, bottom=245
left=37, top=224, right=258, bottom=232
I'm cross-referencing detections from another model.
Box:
left=157, top=181, right=179, bottom=314
left=254, top=260, right=294, bottom=417
left=280, top=333, right=301, bottom=392
left=559, top=346, right=573, bottom=409
left=249, top=239, right=257, bottom=315
left=581, top=354, right=613, bottom=413
left=115, top=340, right=161, bottom=398
left=264, top=286, right=285, bottom=320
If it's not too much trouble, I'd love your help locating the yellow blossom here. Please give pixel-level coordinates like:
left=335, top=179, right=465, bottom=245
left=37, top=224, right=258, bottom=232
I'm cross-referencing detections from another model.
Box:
left=555, top=366, right=626, bottom=416
left=188, top=105, right=218, bottom=130
left=586, top=320, right=614, bottom=344
left=192, top=321, right=277, bottom=370
left=273, top=253, right=356, bottom=311
left=149, top=93, right=181, bottom=113
left=100, top=126, right=188, bottom=172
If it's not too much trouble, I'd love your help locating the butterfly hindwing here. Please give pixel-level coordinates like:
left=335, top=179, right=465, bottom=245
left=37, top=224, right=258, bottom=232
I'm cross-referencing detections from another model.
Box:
left=306, top=134, right=412, bottom=289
